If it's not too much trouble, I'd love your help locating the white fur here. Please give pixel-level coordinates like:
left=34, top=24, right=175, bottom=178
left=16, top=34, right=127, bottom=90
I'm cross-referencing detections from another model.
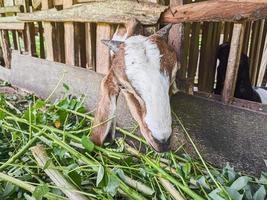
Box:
left=254, top=88, right=267, bottom=104
left=124, top=35, right=172, bottom=142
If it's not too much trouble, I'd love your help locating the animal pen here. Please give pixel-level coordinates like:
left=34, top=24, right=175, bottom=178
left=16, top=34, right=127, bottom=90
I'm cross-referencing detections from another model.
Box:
left=0, top=0, right=267, bottom=175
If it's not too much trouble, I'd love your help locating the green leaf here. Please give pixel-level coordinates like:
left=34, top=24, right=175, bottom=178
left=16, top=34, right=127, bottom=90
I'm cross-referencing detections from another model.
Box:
left=24, top=193, right=36, bottom=200
left=33, top=100, right=45, bottom=109
left=230, top=176, right=251, bottom=191
left=182, top=163, right=191, bottom=177
left=63, top=83, right=70, bottom=91
left=197, top=176, right=210, bottom=190
left=209, top=188, right=225, bottom=200
left=68, top=171, right=82, bottom=188
left=104, top=174, right=120, bottom=196
left=33, top=184, right=49, bottom=200
left=43, top=159, right=52, bottom=170
left=253, top=185, right=266, bottom=200
left=96, top=165, right=105, bottom=187
left=226, top=187, right=244, bottom=200
left=81, top=135, right=94, bottom=153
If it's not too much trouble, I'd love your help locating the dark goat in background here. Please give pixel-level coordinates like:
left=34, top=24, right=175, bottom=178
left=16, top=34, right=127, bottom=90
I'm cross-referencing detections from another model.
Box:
left=214, top=43, right=267, bottom=104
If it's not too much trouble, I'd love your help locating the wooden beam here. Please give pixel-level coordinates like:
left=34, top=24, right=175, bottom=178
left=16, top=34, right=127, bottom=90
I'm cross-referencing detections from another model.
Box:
left=17, top=1, right=166, bottom=25
left=161, top=1, right=267, bottom=23
left=0, top=16, right=25, bottom=30
left=257, top=32, right=267, bottom=86
left=222, top=23, right=245, bottom=104
left=0, top=5, right=24, bottom=13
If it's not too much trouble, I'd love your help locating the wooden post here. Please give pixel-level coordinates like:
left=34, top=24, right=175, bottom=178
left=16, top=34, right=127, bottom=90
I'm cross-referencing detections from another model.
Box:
left=38, top=21, right=45, bottom=58
left=187, top=22, right=201, bottom=94
left=168, top=0, right=184, bottom=90
left=257, top=27, right=267, bottom=86
left=0, top=0, right=11, bottom=68
left=251, top=19, right=265, bottom=86
left=96, top=23, right=111, bottom=74
left=222, top=23, right=245, bottom=104
left=63, top=0, right=76, bottom=65
left=42, top=0, right=54, bottom=61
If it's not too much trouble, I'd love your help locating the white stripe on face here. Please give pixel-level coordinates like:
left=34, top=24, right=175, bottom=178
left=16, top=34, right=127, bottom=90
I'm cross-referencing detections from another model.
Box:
left=124, top=35, right=172, bottom=142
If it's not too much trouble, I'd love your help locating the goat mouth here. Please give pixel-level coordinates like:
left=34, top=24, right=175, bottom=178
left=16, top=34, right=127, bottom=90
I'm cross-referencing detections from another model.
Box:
left=145, top=135, right=170, bottom=153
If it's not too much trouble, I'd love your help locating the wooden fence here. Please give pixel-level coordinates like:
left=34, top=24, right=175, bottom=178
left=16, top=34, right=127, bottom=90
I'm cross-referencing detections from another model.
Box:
left=0, top=0, right=267, bottom=104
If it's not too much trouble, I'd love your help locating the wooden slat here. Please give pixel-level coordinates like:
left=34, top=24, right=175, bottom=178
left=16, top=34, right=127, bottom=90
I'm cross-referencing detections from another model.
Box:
left=251, top=19, right=265, bottom=86
left=63, top=0, right=75, bottom=65
left=161, top=1, right=267, bottom=23
left=222, top=23, right=245, bottom=104
left=42, top=0, right=54, bottom=61
left=257, top=36, right=267, bottom=86
left=38, top=22, right=45, bottom=58
left=23, top=1, right=37, bottom=57
left=187, top=22, right=201, bottom=94
left=85, top=23, right=96, bottom=70
left=0, top=0, right=11, bottom=68
left=96, top=23, right=111, bottom=74
left=17, top=1, right=166, bottom=25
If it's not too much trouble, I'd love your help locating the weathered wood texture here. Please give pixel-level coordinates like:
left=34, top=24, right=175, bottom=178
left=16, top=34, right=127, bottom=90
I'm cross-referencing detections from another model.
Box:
left=96, top=23, right=111, bottom=74
left=161, top=1, right=267, bottom=23
left=222, top=23, right=245, bottom=103
left=0, top=5, right=23, bottom=13
left=0, top=16, right=25, bottom=30
left=17, top=0, right=166, bottom=25
left=42, top=0, right=54, bottom=61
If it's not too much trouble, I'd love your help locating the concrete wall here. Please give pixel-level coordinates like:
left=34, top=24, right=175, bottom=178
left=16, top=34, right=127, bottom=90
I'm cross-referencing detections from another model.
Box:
left=0, top=51, right=266, bottom=175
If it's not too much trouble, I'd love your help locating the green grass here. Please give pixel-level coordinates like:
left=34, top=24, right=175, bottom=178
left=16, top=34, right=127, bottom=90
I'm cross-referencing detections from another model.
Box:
left=0, top=81, right=266, bottom=200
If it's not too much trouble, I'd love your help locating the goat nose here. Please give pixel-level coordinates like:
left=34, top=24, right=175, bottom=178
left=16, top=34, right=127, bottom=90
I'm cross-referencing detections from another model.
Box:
left=153, top=136, right=171, bottom=153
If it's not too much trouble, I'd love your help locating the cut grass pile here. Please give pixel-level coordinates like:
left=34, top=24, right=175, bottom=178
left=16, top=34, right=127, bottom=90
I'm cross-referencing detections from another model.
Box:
left=0, top=80, right=267, bottom=200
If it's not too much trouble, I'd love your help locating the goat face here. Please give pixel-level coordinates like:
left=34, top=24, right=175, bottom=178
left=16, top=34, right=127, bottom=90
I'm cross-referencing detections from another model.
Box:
left=90, top=24, right=178, bottom=152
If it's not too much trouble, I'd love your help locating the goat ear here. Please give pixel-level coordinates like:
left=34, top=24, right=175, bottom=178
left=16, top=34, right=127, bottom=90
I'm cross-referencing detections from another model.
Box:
left=155, top=24, right=172, bottom=38
left=90, top=70, right=119, bottom=146
left=121, top=90, right=162, bottom=152
left=101, top=40, right=124, bottom=53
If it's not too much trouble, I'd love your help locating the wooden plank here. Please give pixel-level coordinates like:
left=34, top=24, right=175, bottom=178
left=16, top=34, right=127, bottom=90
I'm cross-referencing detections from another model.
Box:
left=257, top=36, right=267, bottom=86
left=38, top=22, right=45, bottom=58
left=251, top=19, right=265, bottom=86
left=0, top=1, right=11, bottom=68
left=0, top=16, right=24, bottom=30
left=187, top=22, right=201, bottom=94
left=222, top=23, right=245, bottom=104
left=96, top=23, right=111, bottom=74
left=63, top=0, right=75, bottom=65
left=85, top=23, right=96, bottom=70
left=42, top=0, right=54, bottom=61
left=242, top=21, right=251, bottom=54
left=0, top=5, right=23, bottom=13
left=17, top=1, right=166, bottom=25
left=0, top=30, right=11, bottom=68
left=23, top=1, right=37, bottom=57
left=249, top=21, right=260, bottom=82
left=161, top=1, right=267, bottom=23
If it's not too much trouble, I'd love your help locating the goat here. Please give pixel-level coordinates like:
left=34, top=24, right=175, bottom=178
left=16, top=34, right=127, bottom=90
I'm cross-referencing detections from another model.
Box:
left=90, top=20, right=178, bottom=152
left=214, top=43, right=267, bottom=104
